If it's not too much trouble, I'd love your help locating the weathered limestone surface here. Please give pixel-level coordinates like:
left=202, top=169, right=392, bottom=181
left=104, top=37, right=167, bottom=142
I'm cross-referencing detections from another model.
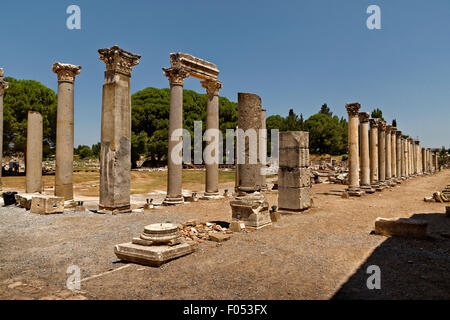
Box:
left=395, top=131, right=403, bottom=182
left=359, top=112, right=374, bottom=193
left=30, top=195, right=64, bottom=215
left=377, top=121, right=387, bottom=186
left=375, top=217, right=428, bottom=239
left=26, top=112, right=43, bottom=194
left=201, top=79, right=222, bottom=198
left=369, top=118, right=380, bottom=189
left=391, top=127, right=397, bottom=179
left=385, top=125, right=393, bottom=185
left=278, top=131, right=312, bottom=212
left=401, top=138, right=407, bottom=178
left=115, top=223, right=197, bottom=266
left=230, top=93, right=271, bottom=229
left=98, top=46, right=140, bottom=213
left=346, top=103, right=363, bottom=196
left=53, top=62, right=81, bottom=200
left=259, top=109, right=268, bottom=191
left=0, top=68, right=8, bottom=190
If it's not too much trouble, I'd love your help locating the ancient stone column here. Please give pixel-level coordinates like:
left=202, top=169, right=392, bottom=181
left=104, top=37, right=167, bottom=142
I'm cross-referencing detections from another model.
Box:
left=422, top=147, right=426, bottom=174
left=401, top=138, right=407, bottom=178
left=259, top=109, right=268, bottom=191
left=345, top=103, right=363, bottom=196
left=377, top=121, right=387, bottom=186
left=230, top=92, right=270, bottom=229
left=0, top=68, right=8, bottom=190
left=369, top=118, right=380, bottom=189
left=391, top=127, right=397, bottom=180
left=412, top=139, right=417, bottom=175
left=435, top=150, right=440, bottom=171
left=385, top=125, right=392, bottom=185
left=415, top=141, right=421, bottom=175
left=162, top=67, right=188, bottom=205
left=201, top=79, right=222, bottom=199
left=404, top=138, right=410, bottom=178
left=395, top=130, right=402, bottom=182
left=26, top=111, right=43, bottom=193
left=359, top=112, right=373, bottom=193
left=409, top=139, right=415, bottom=176
left=98, top=46, right=140, bottom=213
left=52, top=63, right=81, bottom=201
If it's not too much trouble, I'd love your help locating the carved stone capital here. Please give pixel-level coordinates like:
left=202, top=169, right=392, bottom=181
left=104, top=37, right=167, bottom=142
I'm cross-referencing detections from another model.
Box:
left=358, top=112, right=370, bottom=123
left=201, top=79, right=222, bottom=97
left=0, top=67, right=4, bottom=78
left=98, top=46, right=140, bottom=77
left=396, top=130, right=402, bottom=137
left=345, top=103, right=361, bottom=117
left=163, top=67, right=189, bottom=86
left=369, top=118, right=379, bottom=128
left=377, top=121, right=386, bottom=131
left=385, top=125, right=392, bottom=134
left=415, top=140, right=420, bottom=145
left=52, top=62, right=82, bottom=82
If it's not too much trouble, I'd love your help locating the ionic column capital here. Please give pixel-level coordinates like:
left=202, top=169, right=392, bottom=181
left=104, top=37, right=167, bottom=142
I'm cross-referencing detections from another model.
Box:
left=201, top=79, right=222, bottom=97
left=358, top=112, right=370, bottom=123
left=52, top=62, right=82, bottom=82
left=163, top=67, right=189, bottom=86
left=98, top=45, right=141, bottom=77
left=345, top=102, right=361, bottom=117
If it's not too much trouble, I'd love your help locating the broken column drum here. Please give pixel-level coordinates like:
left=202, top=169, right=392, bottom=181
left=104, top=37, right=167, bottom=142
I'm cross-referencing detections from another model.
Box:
left=98, top=46, right=140, bottom=214
left=26, top=111, right=43, bottom=193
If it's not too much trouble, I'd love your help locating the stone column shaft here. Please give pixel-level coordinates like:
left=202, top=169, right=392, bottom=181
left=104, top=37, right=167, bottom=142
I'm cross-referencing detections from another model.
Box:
left=0, top=68, right=8, bottom=190
left=391, top=128, right=397, bottom=178
left=202, top=79, right=222, bottom=198
left=359, top=113, right=371, bottom=190
left=260, top=109, right=267, bottom=190
left=401, top=138, right=407, bottom=178
left=26, top=112, right=43, bottom=193
left=395, top=131, right=402, bottom=179
left=378, top=121, right=386, bottom=184
left=369, top=119, right=379, bottom=186
left=53, top=63, right=81, bottom=200
left=98, top=46, right=140, bottom=213
left=385, top=125, right=392, bottom=181
left=346, top=103, right=362, bottom=195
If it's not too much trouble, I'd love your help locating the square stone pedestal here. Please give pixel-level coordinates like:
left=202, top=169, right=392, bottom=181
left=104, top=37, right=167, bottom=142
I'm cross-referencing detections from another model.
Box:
left=230, top=192, right=271, bottom=229
left=361, top=185, right=375, bottom=194
left=345, top=188, right=365, bottom=197
left=114, top=242, right=197, bottom=267
left=30, top=195, right=64, bottom=214
left=98, top=205, right=131, bottom=214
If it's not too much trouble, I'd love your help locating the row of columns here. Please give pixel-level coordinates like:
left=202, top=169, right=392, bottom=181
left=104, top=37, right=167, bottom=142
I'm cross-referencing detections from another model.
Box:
left=346, top=103, right=440, bottom=196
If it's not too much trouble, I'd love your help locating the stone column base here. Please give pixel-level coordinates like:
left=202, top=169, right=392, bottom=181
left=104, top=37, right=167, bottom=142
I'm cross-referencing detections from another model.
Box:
left=230, top=192, right=271, bottom=229
left=345, top=187, right=365, bottom=197
left=361, top=185, right=375, bottom=194
left=162, top=196, right=184, bottom=206
left=200, top=192, right=224, bottom=200
left=98, top=204, right=131, bottom=214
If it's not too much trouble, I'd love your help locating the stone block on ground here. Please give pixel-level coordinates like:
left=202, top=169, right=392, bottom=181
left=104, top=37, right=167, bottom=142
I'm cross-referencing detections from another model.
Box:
left=230, top=193, right=271, bottom=229
left=15, top=193, right=37, bottom=210
left=374, top=217, right=428, bottom=239
left=30, top=195, right=64, bottom=214
left=229, top=221, right=246, bottom=232
left=278, top=187, right=311, bottom=213
left=278, top=167, right=311, bottom=188
left=209, top=233, right=231, bottom=242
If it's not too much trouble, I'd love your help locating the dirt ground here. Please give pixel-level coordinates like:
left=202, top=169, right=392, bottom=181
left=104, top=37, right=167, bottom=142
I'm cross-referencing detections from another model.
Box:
left=0, top=170, right=449, bottom=300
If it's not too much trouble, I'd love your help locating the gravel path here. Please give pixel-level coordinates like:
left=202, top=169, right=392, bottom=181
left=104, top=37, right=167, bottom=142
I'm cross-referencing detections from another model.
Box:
left=0, top=170, right=449, bottom=300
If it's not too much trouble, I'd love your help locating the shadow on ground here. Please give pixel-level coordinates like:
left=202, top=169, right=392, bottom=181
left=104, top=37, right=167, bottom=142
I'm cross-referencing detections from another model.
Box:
left=332, top=212, right=450, bottom=300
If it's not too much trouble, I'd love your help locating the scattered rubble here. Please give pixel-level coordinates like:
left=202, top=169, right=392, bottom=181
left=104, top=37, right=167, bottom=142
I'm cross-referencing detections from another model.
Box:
left=424, top=191, right=449, bottom=203
left=179, top=221, right=233, bottom=242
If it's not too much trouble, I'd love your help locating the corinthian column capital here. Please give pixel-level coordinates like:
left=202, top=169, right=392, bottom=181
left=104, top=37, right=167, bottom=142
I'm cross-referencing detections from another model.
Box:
left=52, top=62, right=82, bottom=82
left=345, top=102, right=361, bottom=117
left=201, top=79, right=222, bottom=97
left=358, top=112, right=370, bottom=123
left=163, top=67, right=190, bottom=86
left=98, top=45, right=141, bottom=77
left=377, top=121, right=386, bottom=131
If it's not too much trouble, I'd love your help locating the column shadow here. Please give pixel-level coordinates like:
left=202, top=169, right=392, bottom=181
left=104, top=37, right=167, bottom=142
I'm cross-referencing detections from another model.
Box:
left=332, top=212, right=450, bottom=300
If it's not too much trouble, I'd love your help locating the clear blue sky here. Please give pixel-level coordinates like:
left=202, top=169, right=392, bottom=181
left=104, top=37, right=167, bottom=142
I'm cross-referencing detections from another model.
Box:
left=1, top=0, right=449, bottom=149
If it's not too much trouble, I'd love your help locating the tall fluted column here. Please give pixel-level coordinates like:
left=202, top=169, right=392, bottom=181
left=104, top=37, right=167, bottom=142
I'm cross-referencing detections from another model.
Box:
left=395, top=130, right=402, bottom=182
left=422, top=148, right=426, bottom=174
left=52, top=63, right=81, bottom=201
left=345, top=103, right=363, bottom=196
left=163, top=67, right=189, bottom=205
left=369, top=118, right=380, bottom=189
left=201, top=79, right=222, bottom=199
left=98, top=46, right=140, bottom=213
left=359, top=112, right=373, bottom=193
left=404, top=138, right=410, bottom=178
left=385, top=125, right=392, bottom=185
left=377, top=121, right=387, bottom=186
left=0, top=68, right=8, bottom=190
left=410, top=139, right=415, bottom=176
left=26, top=112, right=43, bottom=193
